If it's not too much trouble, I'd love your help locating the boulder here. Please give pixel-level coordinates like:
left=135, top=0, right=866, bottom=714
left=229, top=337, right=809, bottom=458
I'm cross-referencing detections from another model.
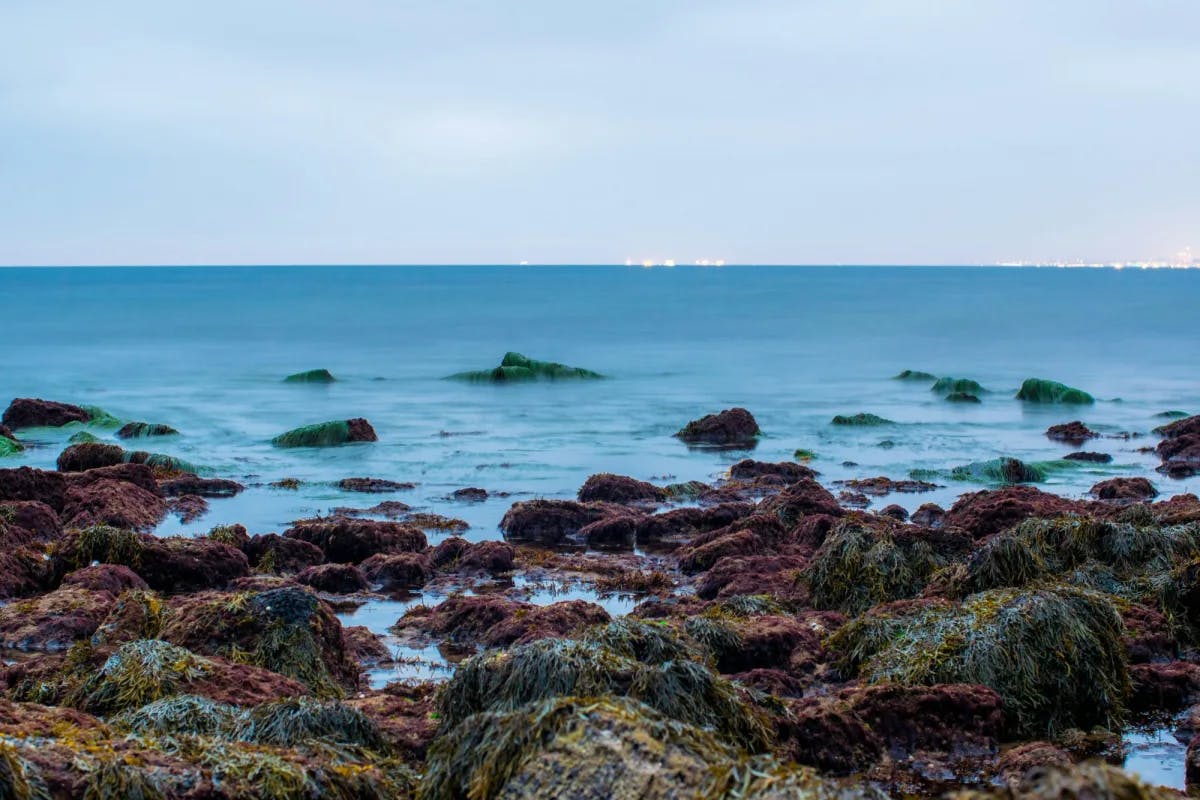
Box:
left=115, top=422, right=178, bottom=439
left=335, top=477, right=415, bottom=493
left=159, top=476, right=244, bottom=497
left=1064, top=451, right=1112, bottom=463
left=271, top=418, right=377, bottom=448
left=56, top=442, right=126, bottom=472
left=1090, top=477, right=1158, bottom=503
left=1, top=397, right=91, bottom=429
left=431, top=538, right=515, bottom=575
left=296, top=563, right=370, bottom=594
left=931, top=377, right=986, bottom=396
left=943, top=486, right=1085, bottom=538
left=674, top=407, right=760, bottom=447
left=1046, top=421, right=1098, bottom=445
left=359, top=552, right=433, bottom=590
left=759, top=478, right=843, bottom=525
left=729, top=460, right=817, bottom=482
left=1015, top=378, right=1094, bottom=404
left=394, top=595, right=610, bottom=649
left=0, top=467, right=67, bottom=510
left=0, top=500, right=62, bottom=542
left=0, top=585, right=116, bottom=650
left=580, top=515, right=639, bottom=551
left=284, top=368, right=336, bottom=383
left=167, top=494, right=208, bottom=523
left=452, top=487, right=488, bottom=502
left=245, top=533, right=325, bottom=574
left=60, top=477, right=166, bottom=531
left=831, top=413, right=893, bottom=426
left=448, top=351, right=603, bottom=382
left=284, top=517, right=427, bottom=563
left=500, top=499, right=612, bottom=547
left=577, top=473, right=665, bottom=504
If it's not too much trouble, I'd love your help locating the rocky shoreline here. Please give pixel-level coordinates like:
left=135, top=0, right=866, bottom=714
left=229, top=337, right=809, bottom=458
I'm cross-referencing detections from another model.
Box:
left=2, top=396, right=1200, bottom=799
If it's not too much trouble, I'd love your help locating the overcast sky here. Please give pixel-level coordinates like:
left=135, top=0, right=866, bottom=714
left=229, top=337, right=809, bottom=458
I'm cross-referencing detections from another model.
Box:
left=1, top=1, right=1196, bottom=265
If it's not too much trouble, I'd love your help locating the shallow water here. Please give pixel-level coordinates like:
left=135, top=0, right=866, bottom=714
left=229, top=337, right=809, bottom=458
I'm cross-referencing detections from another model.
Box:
left=1123, top=727, right=1187, bottom=790
left=3, top=265, right=1198, bottom=540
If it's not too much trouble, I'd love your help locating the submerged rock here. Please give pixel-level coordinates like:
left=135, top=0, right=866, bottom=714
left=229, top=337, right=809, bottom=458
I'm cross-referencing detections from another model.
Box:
left=729, top=459, right=817, bottom=482
left=1015, top=378, right=1095, bottom=404
left=675, top=407, right=760, bottom=447
left=159, top=475, right=244, bottom=497
left=335, top=476, right=415, bottom=493
left=931, top=377, right=986, bottom=395
left=894, top=370, right=936, bottom=381
left=271, top=418, right=377, bottom=448
left=1065, top=451, right=1112, bottom=463
left=116, top=422, right=179, bottom=439
left=284, top=368, right=337, bottom=383
left=946, top=392, right=981, bottom=403
left=831, top=413, right=894, bottom=426
left=449, top=351, right=603, bottom=382
left=951, top=457, right=1048, bottom=485
left=1090, top=477, right=1158, bottom=502
left=2, top=397, right=93, bottom=429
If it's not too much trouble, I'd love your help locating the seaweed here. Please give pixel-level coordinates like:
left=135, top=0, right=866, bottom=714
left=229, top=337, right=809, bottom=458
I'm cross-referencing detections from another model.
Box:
left=235, top=697, right=386, bottom=750
left=949, top=457, right=1054, bottom=484
left=1015, top=378, right=1095, bottom=404
left=80, top=406, right=122, bottom=428
left=81, top=759, right=165, bottom=800
left=793, top=448, right=816, bottom=462
left=69, top=430, right=102, bottom=444
left=803, top=522, right=943, bottom=614
left=67, top=639, right=210, bottom=715
left=951, top=760, right=1180, bottom=800
left=0, top=741, right=51, bottom=800
left=66, top=525, right=145, bottom=571
left=582, top=618, right=700, bottom=664
left=0, top=436, right=23, bottom=458
left=114, top=694, right=243, bottom=738
left=828, top=586, right=1129, bottom=735
left=447, top=352, right=604, bottom=383
left=116, top=422, right=179, bottom=439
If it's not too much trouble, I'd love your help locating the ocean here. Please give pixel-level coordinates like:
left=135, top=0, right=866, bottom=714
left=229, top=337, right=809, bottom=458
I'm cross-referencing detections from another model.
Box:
left=3, top=264, right=1198, bottom=539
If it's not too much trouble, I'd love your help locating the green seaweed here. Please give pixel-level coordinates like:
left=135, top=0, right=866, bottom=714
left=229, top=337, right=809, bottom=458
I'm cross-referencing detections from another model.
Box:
left=945, top=392, right=981, bottom=403
left=949, top=457, right=1064, bottom=484
left=80, top=406, right=122, bottom=428
left=81, top=759, right=165, bottom=800
left=828, top=585, right=1129, bottom=735
left=67, top=525, right=145, bottom=570
left=114, top=694, right=243, bottom=738
left=284, top=368, right=337, bottom=383
left=1016, top=378, right=1095, bottom=404
left=793, top=448, right=817, bottom=461
left=931, top=377, right=986, bottom=395
left=271, top=420, right=352, bottom=448
left=663, top=480, right=708, bottom=500
left=117, top=422, right=179, bottom=438
left=236, top=697, right=386, bottom=750
left=1155, top=410, right=1189, bottom=419
left=803, top=522, right=944, bottom=614
left=66, top=639, right=210, bottom=715
left=448, top=352, right=604, bottom=382
left=0, top=436, right=22, bottom=458
left=68, top=430, right=102, bottom=444
left=831, top=413, right=894, bottom=426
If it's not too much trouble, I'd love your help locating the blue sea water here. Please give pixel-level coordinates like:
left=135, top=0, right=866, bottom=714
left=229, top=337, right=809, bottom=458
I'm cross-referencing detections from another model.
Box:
left=2, top=265, right=1198, bottom=539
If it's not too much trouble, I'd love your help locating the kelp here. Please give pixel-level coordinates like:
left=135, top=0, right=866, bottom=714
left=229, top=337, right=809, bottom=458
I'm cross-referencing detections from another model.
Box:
left=65, top=525, right=145, bottom=571
left=448, top=352, right=604, bottom=383
left=66, top=640, right=210, bottom=715
left=115, top=694, right=243, bottom=738
left=828, top=586, right=1129, bottom=735
left=1015, top=378, right=1095, bottom=404
left=284, top=368, right=337, bottom=383
left=582, top=618, right=701, bottom=664
left=0, top=741, right=50, bottom=800
left=0, top=436, right=22, bottom=457
left=931, top=377, right=986, bottom=395
left=803, top=522, right=944, bottom=615
left=434, top=638, right=771, bottom=749
left=831, top=413, right=893, bottom=426
left=81, top=759, right=165, bottom=800
left=236, top=697, right=385, bottom=750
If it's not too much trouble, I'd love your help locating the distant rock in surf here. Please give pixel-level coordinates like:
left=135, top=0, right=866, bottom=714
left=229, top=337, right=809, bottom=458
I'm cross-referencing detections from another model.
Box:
left=945, top=392, right=981, bottom=403
left=284, top=368, right=337, bottom=383
left=117, top=421, right=179, bottom=439
left=1015, top=378, right=1094, bottom=404
left=893, top=370, right=936, bottom=381
left=831, top=413, right=894, bottom=426
left=675, top=407, right=760, bottom=447
left=271, top=418, right=377, bottom=448
left=1064, top=451, right=1112, bottom=463
left=931, top=377, right=986, bottom=396
left=2, top=397, right=117, bottom=430
left=1046, top=420, right=1098, bottom=445
left=448, top=352, right=603, bottom=382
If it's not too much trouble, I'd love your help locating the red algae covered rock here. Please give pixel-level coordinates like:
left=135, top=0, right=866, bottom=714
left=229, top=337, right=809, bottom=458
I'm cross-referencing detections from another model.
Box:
left=0, top=499, right=62, bottom=543
left=360, top=552, right=433, bottom=590
left=1156, top=415, right=1200, bottom=478
left=271, top=417, right=378, bottom=447
left=577, top=473, right=666, bottom=504
left=335, top=476, right=415, bottom=493
left=1046, top=420, right=1099, bottom=445
left=580, top=515, right=639, bottom=551
left=284, top=517, right=427, bottom=563
left=394, top=594, right=610, bottom=648
left=759, top=478, right=844, bottom=525
left=674, top=407, right=760, bottom=447
left=432, top=538, right=515, bottom=575
left=1129, top=661, right=1200, bottom=713
left=56, top=442, right=126, bottom=472
left=500, top=499, right=613, bottom=547
left=296, top=562, right=369, bottom=593
left=60, top=477, right=166, bottom=531
left=843, top=682, right=1005, bottom=756
left=634, top=503, right=754, bottom=548
left=695, top=554, right=808, bottom=602
left=943, top=485, right=1086, bottom=538
left=61, top=564, right=149, bottom=595
left=0, top=586, right=117, bottom=650
left=0, top=466, right=68, bottom=510
left=729, top=459, right=817, bottom=482
left=159, top=475, right=244, bottom=497
left=1, top=397, right=91, bottom=429
left=784, top=696, right=885, bottom=774
left=679, top=529, right=766, bottom=574
left=1090, top=477, right=1158, bottom=502
left=244, top=533, right=325, bottom=573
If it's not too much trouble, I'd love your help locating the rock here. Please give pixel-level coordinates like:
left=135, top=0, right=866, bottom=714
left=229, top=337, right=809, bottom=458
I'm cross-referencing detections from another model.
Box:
left=1120, top=603, right=1175, bottom=664
left=729, top=460, right=818, bottom=482
left=579, top=515, right=639, bottom=551
left=167, top=494, right=208, bottom=523
left=0, top=585, right=116, bottom=650
left=115, top=421, right=178, bottom=439
left=395, top=595, right=610, bottom=648
left=284, top=517, right=427, bottom=563
left=335, top=477, right=415, bottom=493
left=1129, top=661, right=1200, bottom=713
left=56, top=442, right=126, bottom=472
left=911, top=503, right=946, bottom=527
left=284, top=368, right=336, bottom=383
left=138, top=535, right=251, bottom=591
left=880, top=504, right=908, bottom=520
left=785, top=696, right=885, bottom=773
left=158, top=476, right=244, bottom=497
left=577, top=473, right=665, bottom=504
left=946, top=392, right=981, bottom=403
left=831, top=413, right=893, bottom=426
left=633, top=503, right=753, bottom=548
left=0, top=467, right=68, bottom=510
left=161, top=586, right=358, bottom=694
left=708, top=614, right=812, bottom=674
left=500, top=499, right=613, bottom=547
left=61, top=564, right=149, bottom=595
left=1, top=397, right=92, bottom=429
left=0, top=546, right=52, bottom=599
left=834, top=476, right=940, bottom=496
left=895, top=370, right=936, bottom=381
left=0, top=500, right=62, bottom=542
left=1064, top=451, right=1112, bottom=463
left=296, top=563, right=369, bottom=594
left=1046, top=420, right=1098, bottom=445
left=245, top=533, right=325, bottom=574
left=359, top=552, right=434, bottom=590
left=1016, top=378, right=1094, bottom=404
left=843, top=682, right=1004, bottom=757
left=932, top=377, right=986, bottom=396
left=271, top=418, right=378, bottom=448
left=61, top=475, right=167, bottom=531
left=448, top=351, right=603, bottom=382
left=678, top=530, right=767, bottom=574
left=452, top=487, right=488, bottom=502
left=695, top=554, right=808, bottom=602
left=674, top=407, right=760, bottom=447
left=759, top=478, right=843, bottom=525
left=951, top=457, right=1048, bottom=484
left=994, top=742, right=1074, bottom=784
left=1156, top=415, right=1200, bottom=478
left=1090, top=477, right=1158, bottom=503
left=432, top=538, right=515, bottom=575
left=943, top=486, right=1085, bottom=538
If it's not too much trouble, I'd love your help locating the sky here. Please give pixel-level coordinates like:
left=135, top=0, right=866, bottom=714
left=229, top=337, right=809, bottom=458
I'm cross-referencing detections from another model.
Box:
left=1, top=1, right=1197, bottom=266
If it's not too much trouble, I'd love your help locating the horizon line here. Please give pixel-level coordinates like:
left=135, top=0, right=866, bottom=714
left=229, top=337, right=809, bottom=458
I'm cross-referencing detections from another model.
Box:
left=2, top=262, right=1193, bottom=270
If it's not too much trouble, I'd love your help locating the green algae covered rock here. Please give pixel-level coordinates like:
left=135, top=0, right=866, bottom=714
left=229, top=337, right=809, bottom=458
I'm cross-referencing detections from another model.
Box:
left=0, top=436, right=22, bottom=458
left=946, top=392, right=981, bottom=403
left=116, top=422, right=179, bottom=439
left=68, top=431, right=102, bottom=444
left=449, top=352, right=604, bottom=383
left=271, top=418, right=377, bottom=448
left=1016, top=378, right=1094, bottom=404
left=832, top=413, right=894, bottom=426
left=893, top=370, right=936, bottom=381
left=931, top=377, right=986, bottom=395
left=950, top=457, right=1051, bottom=484
left=80, top=406, right=122, bottom=428
left=828, top=586, right=1128, bottom=735
left=283, top=368, right=336, bottom=384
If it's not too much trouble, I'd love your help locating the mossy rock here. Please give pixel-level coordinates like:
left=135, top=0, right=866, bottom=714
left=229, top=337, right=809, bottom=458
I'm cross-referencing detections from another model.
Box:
left=950, top=457, right=1052, bottom=484
left=1155, top=410, right=1189, bottom=419
left=80, top=406, right=122, bottom=428
left=1016, top=378, right=1095, bottom=404
left=793, top=448, right=817, bottom=461
left=448, top=352, right=604, bottom=382
left=945, top=392, right=981, bottom=403
left=831, top=413, right=894, bottom=426
left=271, top=418, right=377, bottom=448
left=893, top=370, right=936, bottom=381
left=116, top=422, right=179, bottom=439
left=68, top=431, right=102, bottom=444
left=931, top=377, right=986, bottom=396
left=284, top=368, right=336, bottom=384
left=0, top=740, right=50, bottom=800
left=828, top=586, right=1129, bottom=735
left=64, top=639, right=211, bottom=715
left=0, top=436, right=22, bottom=458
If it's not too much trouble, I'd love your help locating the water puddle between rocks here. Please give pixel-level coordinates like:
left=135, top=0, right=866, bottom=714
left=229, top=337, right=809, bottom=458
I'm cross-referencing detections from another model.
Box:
left=1123, top=727, right=1186, bottom=791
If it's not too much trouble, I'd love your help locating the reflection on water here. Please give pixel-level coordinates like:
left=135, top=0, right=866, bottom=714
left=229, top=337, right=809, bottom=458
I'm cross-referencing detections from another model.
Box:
left=1123, top=727, right=1186, bottom=790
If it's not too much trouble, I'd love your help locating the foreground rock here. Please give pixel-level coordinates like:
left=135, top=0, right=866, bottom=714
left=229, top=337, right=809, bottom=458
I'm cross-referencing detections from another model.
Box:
left=271, top=418, right=378, bottom=447
left=285, top=517, right=426, bottom=563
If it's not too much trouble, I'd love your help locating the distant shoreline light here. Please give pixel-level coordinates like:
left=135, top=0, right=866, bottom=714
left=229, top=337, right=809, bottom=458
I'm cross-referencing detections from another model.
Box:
left=624, top=258, right=726, bottom=268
